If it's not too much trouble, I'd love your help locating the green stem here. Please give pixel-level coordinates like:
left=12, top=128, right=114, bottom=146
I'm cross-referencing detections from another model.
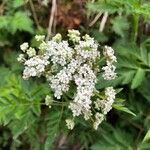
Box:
left=94, top=92, right=105, bottom=99
left=0, top=102, right=68, bottom=108
left=131, top=14, right=139, bottom=43
left=58, top=105, right=64, bottom=128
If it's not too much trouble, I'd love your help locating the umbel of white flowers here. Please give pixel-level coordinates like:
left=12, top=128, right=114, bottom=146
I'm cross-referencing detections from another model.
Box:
left=18, top=29, right=117, bottom=130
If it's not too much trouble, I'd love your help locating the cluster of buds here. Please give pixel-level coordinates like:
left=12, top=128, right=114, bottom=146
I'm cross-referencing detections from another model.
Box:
left=18, top=30, right=117, bottom=130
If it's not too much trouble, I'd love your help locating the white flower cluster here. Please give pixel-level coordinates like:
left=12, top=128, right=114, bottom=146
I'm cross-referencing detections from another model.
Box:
left=102, top=46, right=117, bottom=80
left=65, top=119, right=75, bottom=130
left=95, top=87, right=116, bottom=114
left=93, top=113, right=104, bottom=130
left=23, top=55, right=49, bottom=79
left=46, top=40, right=74, bottom=66
left=69, top=64, right=96, bottom=116
left=48, top=59, right=81, bottom=99
left=67, top=29, right=81, bottom=43
left=18, top=30, right=117, bottom=130
left=35, top=35, right=45, bottom=41
left=75, top=39, right=99, bottom=61
left=49, top=67, right=72, bottom=99
left=17, top=54, right=25, bottom=63
left=45, top=95, right=53, bottom=108
left=20, top=42, right=29, bottom=52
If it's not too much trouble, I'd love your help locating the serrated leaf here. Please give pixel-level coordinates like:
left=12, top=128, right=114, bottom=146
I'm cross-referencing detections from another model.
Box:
left=111, top=16, right=129, bottom=37
left=91, top=31, right=108, bottom=43
left=131, top=68, right=145, bottom=89
left=11, top=12, right=34, bottom=34
left=10, top=112, right=36, bottom=140
left=87, top=1, right=119, bottom=14
left=31, top=103, right=41, bottom=116
left=44, top=110, right=61, bottom=150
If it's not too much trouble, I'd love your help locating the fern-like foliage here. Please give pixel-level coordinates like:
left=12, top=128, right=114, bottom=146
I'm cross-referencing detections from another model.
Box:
left=0, top=70, right=49, bottom=140
left=87, top=0, right=150, bottom=19
left=44, top=109, right=62, bottom=150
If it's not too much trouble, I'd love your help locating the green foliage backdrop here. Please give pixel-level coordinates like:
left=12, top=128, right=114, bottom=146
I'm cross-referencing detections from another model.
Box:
left=0, top=0, right=150, bottom=149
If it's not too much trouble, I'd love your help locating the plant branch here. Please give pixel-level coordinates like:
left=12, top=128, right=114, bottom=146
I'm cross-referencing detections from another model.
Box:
left=99, top=12, right=108, bottom=32
left=46, top=0, right=57, bottom=41
left=0, top=0, right=7, bottom=15
left=29, top=0, right=40, bottom=29
left=89, top=12, right=102, bottom=27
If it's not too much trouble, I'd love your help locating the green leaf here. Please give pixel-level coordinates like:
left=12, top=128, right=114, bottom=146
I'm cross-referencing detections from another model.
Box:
left=121, top=70, right=135, bottom=85
left=0, top=16, right=10, bottom=29
left=11, top=12, right=34, bottom=34
left=87, top=1, right=119, bottom=14
left=143, top=130, right=150, bottom=143
left=0, top=73, right=46, bottom=126
left=138, top=143, right=150, bottom=150
left=138, top=78, right=150, bottom=102
left=111, top=16, right=129, bottom=37
left=12, top=0, right=25, bottom=8
left=140, top=46, right=148, bottom=64
left=91, top=125, right=133, bottom=150
left=10, top=112, right=36, bottom=140
left=131, top=68, right=145, bottom=89
left=91, top=31, right=108, bottom=43
left=44, top=110, right=61, bottom=150
left=148, top=53, right=150, bottom=66
left=113, top=104, right=136, bottom=116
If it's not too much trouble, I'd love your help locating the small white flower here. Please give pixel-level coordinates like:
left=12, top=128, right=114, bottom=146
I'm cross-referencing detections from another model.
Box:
left=52, top=33, right=62, bottom=42
left=49, top=66, right=73, bottom=99
left=46, top=40, right=74, bottom=66
left=39, top=42, right=47, bottom=50
left=93, top=113, right=104, bottom=130
left=75, top=39, right=99, bottom=61
left=17, top=54, right=25, bottom=63
left=102, top=46, right=117, bottom=80
left=35, top=35, right=45, bottom=41
left=95, top=87, right=116, bottom=114
left=69, top=64, right=96, bottom=116
left=69, top=102, right=82, bottom=117
left=83, top=110, right=92, bottom=120
left=105, top=87, right=116, bottom=101
left=68, top=29, right=81, bottom=43
left=103, top=46, right=117, bottom=63
left=26, top=47, right=36, bottom=57
left=45, top=95, right=53, bottom=108
left=102, top=64, right=117, bottom=80
left=23, top=55, right=49, bottom=79
left=66, top=119, right=75, bottom=130
left=82, top=34, right=93, bottom=41
left=20, top=42, right=29, bottom=52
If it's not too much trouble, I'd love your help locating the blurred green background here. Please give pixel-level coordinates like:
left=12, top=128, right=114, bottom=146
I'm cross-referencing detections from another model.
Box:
left=0, top=0, right=150, bottom=149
